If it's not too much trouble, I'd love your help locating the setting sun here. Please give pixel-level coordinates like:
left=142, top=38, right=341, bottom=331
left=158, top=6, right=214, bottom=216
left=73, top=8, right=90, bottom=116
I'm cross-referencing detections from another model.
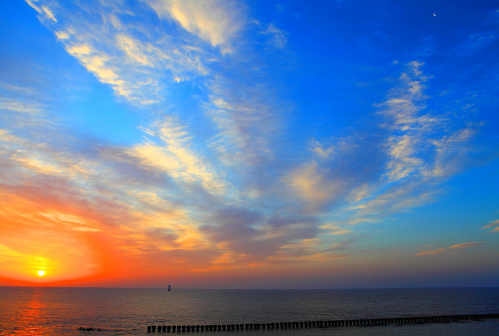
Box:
left=38, top=270, right=45, bottom=277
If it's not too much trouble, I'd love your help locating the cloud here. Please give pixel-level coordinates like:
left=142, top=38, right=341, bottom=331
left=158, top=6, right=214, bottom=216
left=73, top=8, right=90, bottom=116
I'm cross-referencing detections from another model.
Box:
left=431, top=128, right=476, bottom=177
left=0, top=83, right=37, bottom=95
left=198, top=206, right=329, bottom=266
left=415, top=248, right=448, bottom=256
left=41, top=5, right=57, bottom=22
left=345, top=62, right=476, bottom=216
left=286, top=132, right=387, bottom=215
left=145, top=0, right=244, bottom=52
left=27, top=1, right=210, bottom=105
left=347, top=184, right=376, bottom=203
left=312, top=145, right=334, bottom=159
left=415, top=242, right=483, bottom=256
left=281, top=61, right=481, bottom=230
left=450, top=242, right=483, bottom=249
left=25, top=0, right=57, bottom=23
left=0, top=119, right=226, bottom=280
left=262, top=23, right=287, bottom=48
left=348, top=183, right=441, bottom=216
left=55, top=30, right=69, bottom=40
left=320, top=224, right=351, bottom=235
left=128, top=117, right=227, bottom=195
left=458, top=33, right=496, bottom=55
left=482, top=219, right=499, bottom=231
left=66, top=44, right=138, bottom=100
left=287, top=162, right=343, bottom=213
left=206, top=76, right=285, bottom=168
left=115, top=34, right=153, bottom=67
left=0, top=98, right=43, bottom=115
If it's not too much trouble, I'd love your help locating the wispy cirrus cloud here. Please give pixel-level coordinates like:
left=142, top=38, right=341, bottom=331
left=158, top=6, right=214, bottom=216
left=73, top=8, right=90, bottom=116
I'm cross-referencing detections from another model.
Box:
left=279, top=60, right=482, bottom=242
left=28, top=0, right=212, bottom=105
left=145, top=0, right=245, bottom=53
left=25, top=0, right=57, bottom=23
left=415, top=242, right=483, bottom=256
left=262, top=23, right=287, bottom=49
left=128, top=117, right=228, bottom=195
left=457, top=33, right=496, bottom=55
left=206, top=79, right=283, bottom=167
left=0, top=98, right=44, bottom=115
left=482, top=219, right=499, bottom=232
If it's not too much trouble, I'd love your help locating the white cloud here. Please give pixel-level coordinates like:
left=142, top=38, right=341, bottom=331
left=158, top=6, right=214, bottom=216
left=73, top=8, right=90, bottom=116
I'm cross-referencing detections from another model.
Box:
left=130, top=118, right=227, bottom=194
left=41, top=5, right=57, bottom=22
left=348, top=184, right=440, bottom=216
left=347, top=183, right=375, bottom=203
left=26, top=1, right=211, bottom=105
left=281, top=61, right=480, bottom=227
left=380, top=62, right=476, bottom=182
left=287, top=162, right=343, bottom=213
left=25, top=0, right=57, bottom=23
left=385, top=134, right=425, bottom=181
left=0, top=98, right=43, bottom=115
left=205, top=77, right=283, bottom=167
left=263, top=23, right=287, bottom=48
left=430, top=128, right=475, bottom=177
left=145, top=0, right=244, bottom=52
left=115, top=34, right=153, bottom=67
left=66, top=44, right=137, bottom=101
left=55, top=30, right=69, bottom=40
left=312, top=141, right=334, bottom=159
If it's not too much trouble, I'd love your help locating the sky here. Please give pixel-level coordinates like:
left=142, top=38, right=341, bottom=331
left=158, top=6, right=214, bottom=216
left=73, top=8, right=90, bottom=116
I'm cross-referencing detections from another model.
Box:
left=0, top=0, right=498, bottom=289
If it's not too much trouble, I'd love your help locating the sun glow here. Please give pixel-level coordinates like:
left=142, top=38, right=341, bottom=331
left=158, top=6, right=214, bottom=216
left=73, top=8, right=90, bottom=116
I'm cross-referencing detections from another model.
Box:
left=38, top=270, right=45, bottom=276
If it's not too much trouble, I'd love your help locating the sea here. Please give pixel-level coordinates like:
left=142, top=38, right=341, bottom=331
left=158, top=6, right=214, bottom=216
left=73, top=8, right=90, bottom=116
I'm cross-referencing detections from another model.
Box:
left=0, top=287, right=498, bottom=336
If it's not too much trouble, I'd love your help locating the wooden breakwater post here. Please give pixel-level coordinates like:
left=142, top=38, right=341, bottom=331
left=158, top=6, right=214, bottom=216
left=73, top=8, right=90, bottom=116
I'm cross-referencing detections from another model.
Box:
left=146, top=313, right=499, bottom=332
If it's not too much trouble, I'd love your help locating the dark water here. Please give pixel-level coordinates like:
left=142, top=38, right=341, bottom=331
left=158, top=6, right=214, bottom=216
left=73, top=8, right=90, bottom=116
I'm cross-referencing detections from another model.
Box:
left=0, top=287, right=498, bottom=335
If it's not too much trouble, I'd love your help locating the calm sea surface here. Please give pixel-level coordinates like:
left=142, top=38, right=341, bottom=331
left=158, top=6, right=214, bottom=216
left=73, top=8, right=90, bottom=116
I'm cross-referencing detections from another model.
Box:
left=0, top=287, right=498, bottom=335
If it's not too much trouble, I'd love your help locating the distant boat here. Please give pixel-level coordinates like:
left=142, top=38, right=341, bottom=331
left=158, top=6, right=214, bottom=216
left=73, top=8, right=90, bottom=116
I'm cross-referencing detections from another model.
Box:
left=168, top=284, right=171, bottom=291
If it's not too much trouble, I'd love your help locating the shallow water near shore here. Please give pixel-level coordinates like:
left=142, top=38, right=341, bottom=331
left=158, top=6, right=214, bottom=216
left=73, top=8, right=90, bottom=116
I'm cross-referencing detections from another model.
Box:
left=0, top=287, right=498, bottom=335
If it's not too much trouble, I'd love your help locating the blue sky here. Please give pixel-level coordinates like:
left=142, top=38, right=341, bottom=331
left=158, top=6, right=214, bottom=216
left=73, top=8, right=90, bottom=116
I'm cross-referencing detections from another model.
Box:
left=0, top=0, right=498, bottom=288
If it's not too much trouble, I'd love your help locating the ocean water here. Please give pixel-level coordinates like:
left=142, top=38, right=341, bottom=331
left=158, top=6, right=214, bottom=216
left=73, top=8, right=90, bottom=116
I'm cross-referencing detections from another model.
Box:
left=0, top=287, right=498, bottom=335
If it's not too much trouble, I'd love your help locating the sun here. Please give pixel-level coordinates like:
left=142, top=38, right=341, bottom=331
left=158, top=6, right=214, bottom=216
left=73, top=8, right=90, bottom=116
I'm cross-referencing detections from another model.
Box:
left=38, top=270, right=45, bottom=276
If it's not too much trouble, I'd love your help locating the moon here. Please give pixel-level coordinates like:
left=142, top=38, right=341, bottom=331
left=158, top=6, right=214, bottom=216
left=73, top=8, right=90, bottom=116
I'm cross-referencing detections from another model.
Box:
left=38, top=270, right=45, bottom=276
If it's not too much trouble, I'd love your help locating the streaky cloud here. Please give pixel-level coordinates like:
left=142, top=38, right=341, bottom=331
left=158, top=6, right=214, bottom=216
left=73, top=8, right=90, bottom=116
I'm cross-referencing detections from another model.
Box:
left=31, top=0, right=211, bottom=104
left=145, top=0, right=245, bottom=53
left=415, top=242, right=483, bottom=256
left=25, top=0, right=57, bottom=23
left=482, top=219, right=499, bottom=230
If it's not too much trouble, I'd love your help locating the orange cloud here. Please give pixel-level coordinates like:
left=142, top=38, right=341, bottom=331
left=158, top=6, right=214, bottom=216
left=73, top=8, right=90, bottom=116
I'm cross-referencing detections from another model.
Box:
left=415, top=242, right=483, bottom=256
left=414, top=248, right=448, bottom=256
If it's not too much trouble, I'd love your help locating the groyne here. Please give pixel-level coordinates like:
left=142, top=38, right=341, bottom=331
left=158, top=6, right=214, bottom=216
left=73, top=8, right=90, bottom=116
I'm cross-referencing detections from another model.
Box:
left=146, top=313, right=498, bottom=332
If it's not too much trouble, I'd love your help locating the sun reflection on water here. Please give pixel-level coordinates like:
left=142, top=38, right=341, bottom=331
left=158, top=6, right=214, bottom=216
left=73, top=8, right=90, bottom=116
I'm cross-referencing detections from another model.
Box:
left=12, top=289, right=46, bottom=336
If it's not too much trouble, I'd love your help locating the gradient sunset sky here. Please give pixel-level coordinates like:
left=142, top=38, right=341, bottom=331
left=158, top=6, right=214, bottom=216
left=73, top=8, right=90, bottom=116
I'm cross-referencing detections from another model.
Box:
left=1, top=0, right=498, bottom=288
